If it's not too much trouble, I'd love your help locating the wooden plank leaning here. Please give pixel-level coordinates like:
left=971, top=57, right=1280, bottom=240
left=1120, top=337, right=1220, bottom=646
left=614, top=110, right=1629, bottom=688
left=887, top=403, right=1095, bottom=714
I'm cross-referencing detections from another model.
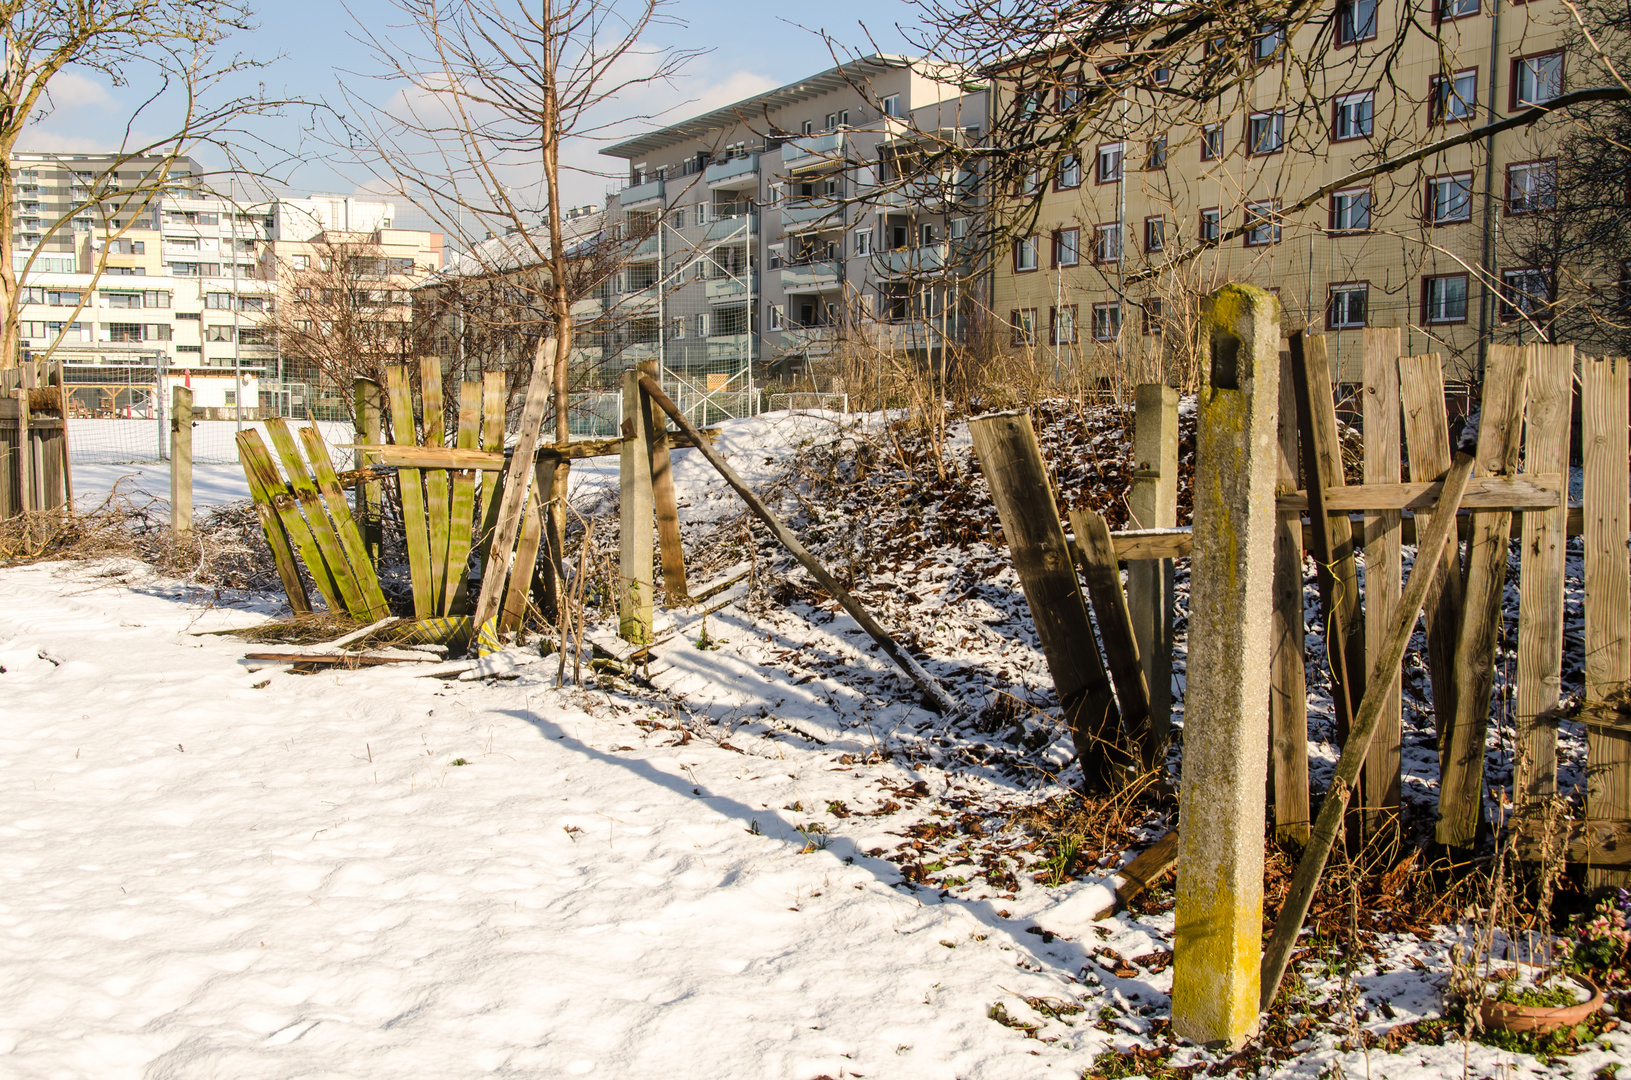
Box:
left=1582, top=355, right=1631, bottom=888
left=237, top=435, right=310, bottom=614
left=1438, top=345, right=1530, bottom=847
left=237, top=430, right=344, bottom=613
left=1514, top=345, right=1573, bottom=813
left=1069, top=508, right=1156, bottom=771
left=385, top=365, right=434, bottom=619
left=1289, top=332, right=1363, bottom=750
left=1360, top=326, right=1403, bottom=848
left=354, top=377, right=384, bottom=566
left=445, top=381, right=482, bottom=614
left=1271, top=347, right=1310, bottom=847
left=264, top=418, right=369, bottom=619
left=969, top=410, right=1124, bottom=788
left=640, top=361, right=690, bottom=604
left=299, top=426, right=391, bottom=621
left=639, top=372, right=959, bottom=717
left=473, top=336, right=558, bottom=632
left=1398, top=353, right=1463, bottom=767
left=420, top=357, right=450, bottom=615
left=1261, top=452, right=1476, bottom=1013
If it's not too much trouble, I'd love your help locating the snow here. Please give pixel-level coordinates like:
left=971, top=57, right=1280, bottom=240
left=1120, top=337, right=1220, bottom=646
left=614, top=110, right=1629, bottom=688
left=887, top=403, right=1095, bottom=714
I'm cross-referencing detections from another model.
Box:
left=10, top=405, right=1628, bottom=1078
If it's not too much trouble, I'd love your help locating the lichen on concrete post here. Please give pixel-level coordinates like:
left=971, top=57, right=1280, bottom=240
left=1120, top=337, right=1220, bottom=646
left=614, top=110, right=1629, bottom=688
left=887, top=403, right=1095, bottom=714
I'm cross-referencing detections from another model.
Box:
left=1171, top=284, right=1281, bottom=1049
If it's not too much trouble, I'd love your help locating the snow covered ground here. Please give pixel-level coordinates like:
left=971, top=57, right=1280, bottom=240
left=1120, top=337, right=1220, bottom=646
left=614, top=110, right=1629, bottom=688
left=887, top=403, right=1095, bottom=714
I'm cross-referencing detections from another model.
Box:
left=8, top=407, right=1626, bottom=1078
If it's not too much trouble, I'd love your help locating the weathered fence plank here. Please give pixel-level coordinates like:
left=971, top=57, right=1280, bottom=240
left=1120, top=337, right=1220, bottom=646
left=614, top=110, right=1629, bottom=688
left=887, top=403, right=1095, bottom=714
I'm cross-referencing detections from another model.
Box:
left=1361, top=326, right=1403, bottom=848
left=1127, top=383, right=1178, bottom=758
left=170, top=386, right=193, bottom=537
left=354, top=378, right=384, bottom=566
left=619, top=367, right=656, bottom=644
left=385, top=366, right=434, bottom=619
left=1271, top=347, right=1310, bottom=847
left=1069, top=508, right=1154, bottom=770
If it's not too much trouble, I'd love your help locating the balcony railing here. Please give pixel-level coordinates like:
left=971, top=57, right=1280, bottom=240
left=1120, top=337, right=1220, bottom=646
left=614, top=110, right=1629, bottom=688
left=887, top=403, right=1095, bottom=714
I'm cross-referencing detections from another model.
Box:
left=780, top=260, right=839, bottom=293
left=873, top=243, right=950, bottom=276
left=705, top=274, right=755, bottom=300
left=704, top=213, right=756, bottom=243
left=619, top=177, right=664, bottom=206
left=780, top=132, right=845, bottom=170
left=780, top=199, right=843, bottom=231
left=705, top=154, right=759, bottom=188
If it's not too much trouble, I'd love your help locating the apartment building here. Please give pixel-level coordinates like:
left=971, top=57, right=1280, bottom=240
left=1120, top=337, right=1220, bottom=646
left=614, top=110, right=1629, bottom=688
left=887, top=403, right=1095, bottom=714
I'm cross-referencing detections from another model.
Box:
left=9, top=152, right=201, bottom=258
left=989, top=0, right=1577, bottom=382
left=601, top=54, right=985, bottom=412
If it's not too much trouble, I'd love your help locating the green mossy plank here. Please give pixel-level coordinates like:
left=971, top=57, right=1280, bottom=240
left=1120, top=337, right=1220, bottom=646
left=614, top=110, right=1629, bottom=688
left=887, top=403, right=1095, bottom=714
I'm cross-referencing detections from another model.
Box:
left=264, top=418, right=369, bottom=619
left=445, top=380, right=482, bottom=614
left=236, top=433, right=311, bottom=614
left=300, top=425, right=391, bottom=620
left=238, top=430, right=346, bottom=614
left=385, top=365, right=435, bottom=619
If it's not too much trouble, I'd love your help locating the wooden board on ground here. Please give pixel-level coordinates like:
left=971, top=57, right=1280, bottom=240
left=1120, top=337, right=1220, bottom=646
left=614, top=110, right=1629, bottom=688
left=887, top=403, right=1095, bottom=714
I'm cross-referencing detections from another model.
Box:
left=1094, top=832, right=1179, bottom=920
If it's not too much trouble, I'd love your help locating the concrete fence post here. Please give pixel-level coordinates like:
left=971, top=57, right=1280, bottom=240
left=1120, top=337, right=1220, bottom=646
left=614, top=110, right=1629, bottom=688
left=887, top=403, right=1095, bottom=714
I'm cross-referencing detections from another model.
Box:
left=1171, top=284, right=1281, bottom=1049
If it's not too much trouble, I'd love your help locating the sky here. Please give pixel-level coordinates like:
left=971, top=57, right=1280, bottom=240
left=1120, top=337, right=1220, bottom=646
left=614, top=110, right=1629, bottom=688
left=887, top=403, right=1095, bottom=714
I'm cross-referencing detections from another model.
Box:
left=20, top=0, right=921, bottom=230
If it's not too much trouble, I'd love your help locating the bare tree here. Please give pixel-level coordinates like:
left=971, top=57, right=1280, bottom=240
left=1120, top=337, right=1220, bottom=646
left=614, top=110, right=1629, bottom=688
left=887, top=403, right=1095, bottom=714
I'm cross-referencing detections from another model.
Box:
left=0, top=0, right=304, bottom=367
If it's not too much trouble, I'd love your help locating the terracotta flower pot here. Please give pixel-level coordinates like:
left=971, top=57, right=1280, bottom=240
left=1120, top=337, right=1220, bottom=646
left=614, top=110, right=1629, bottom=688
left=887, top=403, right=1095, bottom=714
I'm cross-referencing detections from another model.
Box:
left=1479, top=977, right=1605, bottom=1035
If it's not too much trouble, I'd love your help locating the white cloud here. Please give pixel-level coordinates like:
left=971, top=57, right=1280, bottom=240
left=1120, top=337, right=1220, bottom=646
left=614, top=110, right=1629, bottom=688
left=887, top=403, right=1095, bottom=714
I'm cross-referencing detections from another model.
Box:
left=39, top=70, right=114, bottom=111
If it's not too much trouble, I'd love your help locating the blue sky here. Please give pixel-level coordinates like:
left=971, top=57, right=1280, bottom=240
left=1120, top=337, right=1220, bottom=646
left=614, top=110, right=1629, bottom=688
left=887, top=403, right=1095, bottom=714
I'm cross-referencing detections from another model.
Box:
left=22, top=0, right=919, bottom=214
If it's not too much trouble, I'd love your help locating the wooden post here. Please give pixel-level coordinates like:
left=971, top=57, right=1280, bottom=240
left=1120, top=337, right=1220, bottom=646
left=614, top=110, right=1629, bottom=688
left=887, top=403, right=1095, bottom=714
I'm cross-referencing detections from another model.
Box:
left=1271, top=347, right=1310, bottom=847
left=1262, top=453, right=1476, bottom=1012
left=970, top=410, right=1125, bottom=790
left=1438, top=344, right=1530, bottom=848
left=354, top=378, right=383, bottom=565
left=1070, top=508, right=1154, bottom=768
left=1127, top=383, right=1178, bottom=755
left=1172, top=284, right=1280, bottom=1050
left=640, top=360, right=690, bottom=604
left=13, top=390, right=31, bottom=532
left=619, top=366, right=656, bottom=644
left=51, top=360, right=72, bottom=509
left=1398, top=353, right=1463, bottom=768
left=1583, top=355, right=1631, bottom=888
left=1515, top=345, right=1573, bottom=813
left=170, top=385, right=193, bottom=536
left=1360, top=327, right=1403, bottom=849
left=1290, top=333, right=1364, bottom=752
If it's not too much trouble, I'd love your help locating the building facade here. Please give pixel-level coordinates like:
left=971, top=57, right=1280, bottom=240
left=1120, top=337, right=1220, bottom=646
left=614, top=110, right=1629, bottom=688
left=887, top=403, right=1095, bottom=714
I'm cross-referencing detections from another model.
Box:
left=602, top=55, right=985, bottom=417
left=989, top=0, right=1578, bottom=384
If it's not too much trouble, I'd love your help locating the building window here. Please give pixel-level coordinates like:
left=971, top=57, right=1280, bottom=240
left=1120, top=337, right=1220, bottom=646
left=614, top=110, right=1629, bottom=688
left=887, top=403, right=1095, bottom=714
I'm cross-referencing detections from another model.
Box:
left=1144, top=216, right=1165, bottom=252
left=1201, top=123, right=1223, bottom=160
left=950, top=217, right=970, bottom=239
left=1095, top=144, right=1123, bottom=183
left=1430, top=69, right=1478, bottom=123
left=1423, top=274, right=1470, bottom=323
left=1512, top=51, right=1564, bottom=109
left=880, top=94, right=902, bottom=118
left=1254, top=24, right=1284, bottom=62
left=1244, top=201, right=1282, bottom=246
left=853, top=229, right=872, bottom=256
left=1438, top=0, right=1478, bottom=20
left=1501, top=268, right=1552, bottom=320
left=204, top=292, right=233, bottom=310
left=1249, top=111, right=1285, bottom=155
left=1094, top=223, right=1122, bottom=263
left=1053, top=153, right=1082, bottom=189
left=1051, top=304, right=1079, bottom=344
left=1200, top=208, right=1221, bottom=242
left=1507, top=160, right=1558, bottom=214
left=1053, top=227, right=1081, bottom=267
left=920, top=222, right=936, bottom=246
left=1336, top=0, right=1377, bottom=45
left=768, top=304, right=783, bottom=331
left=1427, top=172, right=1474, bottom=224
left=1330, top=188, right=1372, bottom=231
left=1147, top=135, right=1167, bottom=169
left=1091, top=302, right=1121, bottom=341
left=1014, top=236, right=1039, bottom=272
left=1010, top=307, right=1037, bottom=346
left=1333, top=91, right=1374, bottom=140
left=801, top=119, right=814, bottom=136
left=1328, top=284, right=1369, bottom=329
left=205, top=325, right=234, bottom=342
left=1143, top=298, right=1164, bottom=336
left=1057, top=74, right=1084, bottom=112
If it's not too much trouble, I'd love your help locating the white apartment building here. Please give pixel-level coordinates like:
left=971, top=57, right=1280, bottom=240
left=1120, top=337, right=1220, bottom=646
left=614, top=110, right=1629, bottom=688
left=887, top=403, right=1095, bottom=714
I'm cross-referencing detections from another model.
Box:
left=602, top=54, right=985, bottom=413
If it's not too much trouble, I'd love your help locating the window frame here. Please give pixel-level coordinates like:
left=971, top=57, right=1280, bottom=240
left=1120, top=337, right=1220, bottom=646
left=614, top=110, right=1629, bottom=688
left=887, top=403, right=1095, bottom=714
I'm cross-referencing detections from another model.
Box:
left=1200, top=207, right=1221, bottom=243
left=1332, top=90, right=1375, bottom=142
left=1094, top=143, right=1124, bottom=184
left=1010, top=307, right=1038, bottom=347
left=1142, top=297, right=1164, bottom=336
left=1499, top=266, right=1552, bottom=322
left=1429, top=68, right=1479, bottom=125
left=1329, top=187, right=1373, bottom=233
left=1146, top=134, right=1168, bottom=170
left=1201, top=123, right=1223, bottom=161
left=1326, top=281, right=1370, bottom=330
left=1144, top=215, right=1166, bottom=253
left=1335, top=0, right=1378, bottom=47
left=1425, top=171, right=1475, bottom=225
left=1421, top=273, right=1471, bottom=325
left=1093, top=222, right=1122, bottom=264
left=1054, top=153, right=1083, bottom=190
left=1243, top=200, right=1283, bottom=247
left=1436, top=0, right=1479, bottom=23
left=1505, top=158, right=1558, bottom=215
left=1090, top=301, right=1121, bottom=341
left=1051, top=303, right=1079, bottom=345
left=1013, top=236, right=1040, bottom=273
left=1052, top=227, right=1081, bottom=268
left=1510, top=49, right=1565, bottom=111
left=1248, top=110, right=1285, bottom=156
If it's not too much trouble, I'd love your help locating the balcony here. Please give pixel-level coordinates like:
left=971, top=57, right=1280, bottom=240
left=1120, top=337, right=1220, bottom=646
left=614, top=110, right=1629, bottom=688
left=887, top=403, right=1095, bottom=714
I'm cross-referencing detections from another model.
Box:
left=873, top=243, right=950, bottom=276
left=780, top=132, right=845, bottom=171
left=631, top=233, right=662, bottom=258
left=706, top=273, right=754, bottom=301
left=780, top=261, right=839, bottom=294
left=780, top=199, right=843, bottom=233
left=704, top=213, right=756, bottom=243
left=619, top=177, right=664, bottom=207
left=705, top=154, right=759, bottom=191
left=778, top=324, right=839, bottom=357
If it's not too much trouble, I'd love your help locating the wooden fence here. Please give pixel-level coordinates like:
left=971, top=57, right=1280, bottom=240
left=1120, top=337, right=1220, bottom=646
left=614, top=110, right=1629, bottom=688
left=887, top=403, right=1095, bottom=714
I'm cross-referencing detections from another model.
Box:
left=1, top=359, right=72, bottom=522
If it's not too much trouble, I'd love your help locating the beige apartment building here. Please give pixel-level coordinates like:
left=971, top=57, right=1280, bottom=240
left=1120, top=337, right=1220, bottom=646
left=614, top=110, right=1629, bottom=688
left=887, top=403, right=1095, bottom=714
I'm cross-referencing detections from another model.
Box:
left=990, top=0, right=1578, bottom=383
